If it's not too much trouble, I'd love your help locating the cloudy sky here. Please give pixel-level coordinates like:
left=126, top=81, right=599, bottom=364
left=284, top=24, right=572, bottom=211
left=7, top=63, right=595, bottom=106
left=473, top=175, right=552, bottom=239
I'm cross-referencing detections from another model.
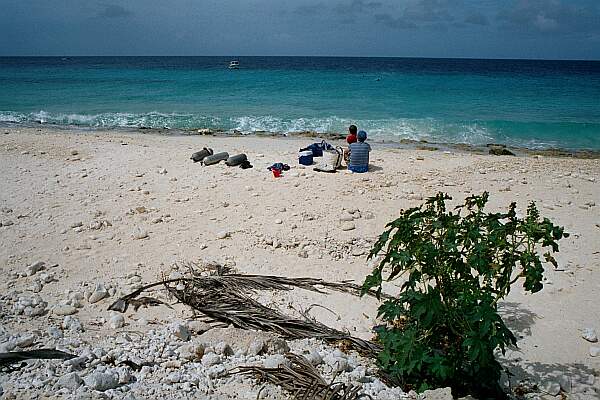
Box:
left=1, top=0, right=599, bottom=59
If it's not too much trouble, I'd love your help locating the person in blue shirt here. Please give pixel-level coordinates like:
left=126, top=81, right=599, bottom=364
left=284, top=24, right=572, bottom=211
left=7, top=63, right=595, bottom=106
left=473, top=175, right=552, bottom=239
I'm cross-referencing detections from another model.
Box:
left=348, top=130, right=371, bottom=173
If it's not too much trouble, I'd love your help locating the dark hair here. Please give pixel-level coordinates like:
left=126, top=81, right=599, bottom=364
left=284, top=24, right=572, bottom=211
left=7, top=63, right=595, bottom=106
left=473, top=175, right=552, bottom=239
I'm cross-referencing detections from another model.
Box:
left=349, top=125, right=357, bottom=134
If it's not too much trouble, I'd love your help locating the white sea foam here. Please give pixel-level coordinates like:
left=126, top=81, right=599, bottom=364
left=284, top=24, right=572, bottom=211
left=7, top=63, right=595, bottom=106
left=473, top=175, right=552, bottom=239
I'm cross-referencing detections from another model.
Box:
left=0, top=110, right=569, bottom=149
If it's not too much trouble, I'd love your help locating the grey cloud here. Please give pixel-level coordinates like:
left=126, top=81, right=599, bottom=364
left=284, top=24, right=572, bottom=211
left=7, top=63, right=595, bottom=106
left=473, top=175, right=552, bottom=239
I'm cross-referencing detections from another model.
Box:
left=374, top=0, right=457, bottom=30
left=334, top=0, right=383, bottom=16
left=294, top=3, right=325, bottom=17
left=98, top=4, right=133, bottom=18
left=464, top=12, right=488, bottom=26
left=497, top=0, right=600, bottom=34
left=374, top=13, right=417, bottom=29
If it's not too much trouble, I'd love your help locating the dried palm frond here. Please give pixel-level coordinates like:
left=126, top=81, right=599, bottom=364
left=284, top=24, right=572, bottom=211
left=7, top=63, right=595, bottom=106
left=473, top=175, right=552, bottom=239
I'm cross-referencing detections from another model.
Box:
left=108, top=266, right=382, bottom=356
left=233, top=353, right=372, bottom=400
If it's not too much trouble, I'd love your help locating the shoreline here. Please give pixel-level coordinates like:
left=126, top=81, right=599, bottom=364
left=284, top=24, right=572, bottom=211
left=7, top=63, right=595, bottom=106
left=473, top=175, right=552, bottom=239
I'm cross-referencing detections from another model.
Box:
left=3, top=121, right=600, bottom=159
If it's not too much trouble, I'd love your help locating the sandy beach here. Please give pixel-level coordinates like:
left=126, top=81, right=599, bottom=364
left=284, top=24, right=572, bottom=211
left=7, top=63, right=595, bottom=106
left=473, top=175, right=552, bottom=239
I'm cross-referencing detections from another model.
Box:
left=1, top=126, right=599, bottom=399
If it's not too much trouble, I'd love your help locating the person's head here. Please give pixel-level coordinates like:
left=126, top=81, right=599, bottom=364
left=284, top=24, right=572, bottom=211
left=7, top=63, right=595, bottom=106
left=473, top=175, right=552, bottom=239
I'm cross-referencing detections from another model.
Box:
left=357, top=130, right=367, bottom=142
left=349, top=125, right=357, bottom=135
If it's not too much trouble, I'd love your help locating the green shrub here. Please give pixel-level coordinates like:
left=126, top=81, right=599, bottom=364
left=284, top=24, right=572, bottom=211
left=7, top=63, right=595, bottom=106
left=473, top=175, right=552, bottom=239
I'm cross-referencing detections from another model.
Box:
left=362, top=192, right=568, bottom=398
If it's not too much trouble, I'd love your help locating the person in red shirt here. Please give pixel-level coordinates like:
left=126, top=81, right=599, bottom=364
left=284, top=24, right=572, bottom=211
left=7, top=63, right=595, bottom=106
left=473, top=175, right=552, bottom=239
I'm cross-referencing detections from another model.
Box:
left=344, top=124, right=358, bottom=163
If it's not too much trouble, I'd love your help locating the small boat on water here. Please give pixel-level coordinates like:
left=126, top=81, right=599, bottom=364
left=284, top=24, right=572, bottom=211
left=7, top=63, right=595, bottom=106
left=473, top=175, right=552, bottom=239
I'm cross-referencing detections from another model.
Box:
left=228, top=60, right=240, bottom=69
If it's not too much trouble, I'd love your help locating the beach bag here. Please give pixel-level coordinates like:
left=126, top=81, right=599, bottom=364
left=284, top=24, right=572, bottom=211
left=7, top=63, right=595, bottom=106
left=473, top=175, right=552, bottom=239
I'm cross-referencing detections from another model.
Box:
left=321, top=147, right=343, bottom=169
left=300, top=140, right=333, bottom=157
left=190, top=148, right=213, bottom=163
left=203, top=152, right=229, bottom=166
left=225, top=153, right=247, bottom=166
left=298, top=150, right=314, bottom=166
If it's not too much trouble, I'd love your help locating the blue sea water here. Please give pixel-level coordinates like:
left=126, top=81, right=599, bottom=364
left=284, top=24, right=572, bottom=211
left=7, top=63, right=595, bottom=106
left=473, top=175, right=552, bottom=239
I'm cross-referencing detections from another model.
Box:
left=1, top=56, right=599, bottom=150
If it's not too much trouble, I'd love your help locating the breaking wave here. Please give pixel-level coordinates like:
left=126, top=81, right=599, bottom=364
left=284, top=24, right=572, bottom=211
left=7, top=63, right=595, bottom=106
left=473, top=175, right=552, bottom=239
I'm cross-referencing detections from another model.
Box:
left=1, top=110, right=594, bottom=150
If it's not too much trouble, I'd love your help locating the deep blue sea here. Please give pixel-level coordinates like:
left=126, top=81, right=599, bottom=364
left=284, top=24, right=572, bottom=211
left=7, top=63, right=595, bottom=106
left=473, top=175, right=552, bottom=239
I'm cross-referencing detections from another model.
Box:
left=1, top=56, right=599, bottom=149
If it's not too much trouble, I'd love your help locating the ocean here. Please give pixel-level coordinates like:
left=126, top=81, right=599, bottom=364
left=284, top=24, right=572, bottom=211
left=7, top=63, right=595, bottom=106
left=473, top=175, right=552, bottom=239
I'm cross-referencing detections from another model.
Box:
left=1, top=56, right=599, bottom=150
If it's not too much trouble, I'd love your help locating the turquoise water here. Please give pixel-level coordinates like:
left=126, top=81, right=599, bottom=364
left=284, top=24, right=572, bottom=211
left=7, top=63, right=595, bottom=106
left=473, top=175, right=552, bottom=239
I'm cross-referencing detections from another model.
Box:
left=1, top=57, right=599, bottom=149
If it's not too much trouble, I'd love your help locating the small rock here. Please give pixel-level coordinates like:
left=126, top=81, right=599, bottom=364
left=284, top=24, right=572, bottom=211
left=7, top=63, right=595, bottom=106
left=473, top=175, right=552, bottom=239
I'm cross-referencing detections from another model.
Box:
left=165, top=372, right=181, bottom=384
left=263, top=354, right=288, bottom=369
left=58, top=372, right=83, bottom=390
left=214, top=341, right=234, bottom=356
left=297, top=250, right=309, bottom=258
left=70, top=150, right=79, bottom=156
left=109, top=314, right=125, bottom=329
left=158, top=168, right=168, bottom=174
left=274, top=219, right=283, bottom=225
left=539, top=380, right=561, bottom=396
left=201, top=353, right=222, bottom=367
left=83, top=371, right=118, bottom=391
left=132, top=229, right=149, bottom=240
left=53, top=305, right=78, bottom=316
left=216, top=231, right=230, bottom=239
left=340, top=214, right=354, bottom=222
left=324, top=354, right=349, bottom=373
left=16, top=334, right=35, bottom=348
left=178, top=343, right=205, bottom=361
left=305, top=349, right=323, bottom=366
left=171, top=322, right=191, bottom=341
left=247, top=340, right=265, bottom=356
left=62, top=316, right=83, bottom=332
left=26, top=261, right=45, bottom=276
left=88, top=284, right=108, bottom=304
left=419, top=387, right=453, bottom=400
left=590, top=347, right=600, bottom=357
left=582, top=328, right=598, bottom=343
left=341, top=222, right=355, bottom=231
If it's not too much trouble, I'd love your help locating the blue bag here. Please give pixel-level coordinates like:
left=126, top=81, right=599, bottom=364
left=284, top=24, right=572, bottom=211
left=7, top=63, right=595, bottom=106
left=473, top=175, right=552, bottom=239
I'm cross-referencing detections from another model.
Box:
left=301, top=140, right=333, bottom=157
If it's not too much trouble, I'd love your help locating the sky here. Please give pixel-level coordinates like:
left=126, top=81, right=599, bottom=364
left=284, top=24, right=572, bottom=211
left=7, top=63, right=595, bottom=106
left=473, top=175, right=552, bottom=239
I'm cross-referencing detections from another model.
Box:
left=1, top=0, right=599, bottom=59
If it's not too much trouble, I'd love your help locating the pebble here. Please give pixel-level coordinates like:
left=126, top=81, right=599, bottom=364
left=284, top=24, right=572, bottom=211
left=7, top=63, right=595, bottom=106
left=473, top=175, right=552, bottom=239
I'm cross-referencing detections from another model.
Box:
left=53, top=305, right=78, bottom=316
left=214, top=341, right=234, bottom=356
left=340, top=213, right=354, bottom=222
left=590, top=347, right=600, bottom=357
left=88, top=284, right=108, bottom=303
left=171, top=322, right=191, bottom=341
left=324, top=353, right=349, bottom=373
left=83, top=371, right=119, bottom=391
left=305, top=349, right=323, bottom=366
left=26, top=261, right=45, bottom=276
left=263, top=354, right=288, bottom=369
left=201, top=353, right=222, bottom=367
left=274, top=219, right=283, bottom=224
left=539, top=380, right=561, bottom=396
left=133, top=229, right=149, bottom=240
left=247, top=340, right=265, bottom=356
left=109, top=314, right=125, bottom=329
left=62, top=316, right=83, bottom=332
left=70, top=150, right=79, bottom=156
left=341, top=222, right=356, bottom=231
left=57, top=372, right=83, bottom=390
left=582, top=327, right=598, bottom=343
left=178, top=343, right=205, bottom=361
left=216, top=231, right=230, bottom=239
left=16, top=334, right=35, bottom=348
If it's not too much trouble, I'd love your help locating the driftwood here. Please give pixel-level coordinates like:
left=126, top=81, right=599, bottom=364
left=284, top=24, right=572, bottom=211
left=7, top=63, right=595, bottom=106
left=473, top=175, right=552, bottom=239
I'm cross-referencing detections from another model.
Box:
left=108, top=265, right=383, bottom=356
left=233, top=353, right=372, bottom=400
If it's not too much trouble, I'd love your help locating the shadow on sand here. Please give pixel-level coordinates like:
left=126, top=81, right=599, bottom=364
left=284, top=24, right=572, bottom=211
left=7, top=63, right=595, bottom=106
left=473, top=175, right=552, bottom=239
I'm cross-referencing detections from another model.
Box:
left=497, top=302, right=598, bottom=398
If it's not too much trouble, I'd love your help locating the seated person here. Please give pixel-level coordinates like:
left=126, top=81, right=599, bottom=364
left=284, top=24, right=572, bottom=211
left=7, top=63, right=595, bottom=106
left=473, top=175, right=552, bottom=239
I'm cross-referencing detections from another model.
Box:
left=348, top=130, right=371, bottom=173
left=344, top=124, right=358, bottom=163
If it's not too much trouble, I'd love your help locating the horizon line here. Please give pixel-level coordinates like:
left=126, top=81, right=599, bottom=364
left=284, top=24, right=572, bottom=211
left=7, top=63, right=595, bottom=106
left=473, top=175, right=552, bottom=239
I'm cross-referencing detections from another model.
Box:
left=1, top=55, right=599, bottom=62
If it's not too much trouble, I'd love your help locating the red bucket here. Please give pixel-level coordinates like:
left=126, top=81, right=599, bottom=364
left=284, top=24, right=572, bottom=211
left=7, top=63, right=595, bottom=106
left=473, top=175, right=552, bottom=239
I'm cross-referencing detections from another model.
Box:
left=272, top=169, right=282, bottom=178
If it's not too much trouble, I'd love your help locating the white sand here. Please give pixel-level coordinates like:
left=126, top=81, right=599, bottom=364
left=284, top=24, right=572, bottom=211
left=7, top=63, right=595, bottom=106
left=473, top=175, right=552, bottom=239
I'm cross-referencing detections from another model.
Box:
left=1, top=127, right=599, bottom=398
